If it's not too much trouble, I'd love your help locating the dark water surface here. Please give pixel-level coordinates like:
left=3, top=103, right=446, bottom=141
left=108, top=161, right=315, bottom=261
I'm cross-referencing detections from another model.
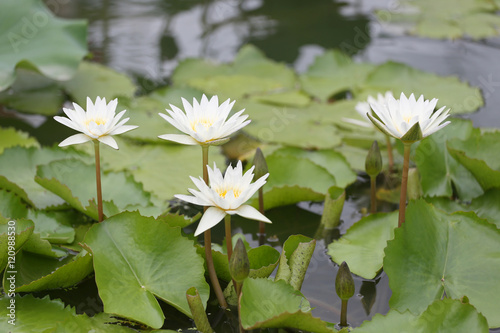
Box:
left=26, top=0, right=500, bottom=331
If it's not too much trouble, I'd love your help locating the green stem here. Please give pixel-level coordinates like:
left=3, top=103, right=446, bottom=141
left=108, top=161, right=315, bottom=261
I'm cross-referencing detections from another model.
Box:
left=225, top=214, right=232, bottom=261
left=94, top=141, right=103, bottom=222
left=398, top=143, right=412, bottom=228
left=370, top=176, right=377, bottom=214
left=186, top=287, right=214, bottom=333
left=386, top=135, right=394, bottom=173
left=235, top=281, right=245, bottom=333
left=202, top=145, right=227, bottom=309
left=340, top=299, right=348, bottom=327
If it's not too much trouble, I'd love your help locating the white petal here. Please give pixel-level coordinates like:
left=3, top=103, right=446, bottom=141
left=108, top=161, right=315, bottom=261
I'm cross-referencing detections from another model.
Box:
left=194, top=206, right=226, bottom=236
left=59, top=133, right=92, bottom=147
left=175, top=194, right=210, bottom=206
left=53, top=116, right=81, bottom=132
left=233, top=205, right=271, bottom=223
left=98, top=135, right=119, bottom=149
left=158, top=134, right=199, bottom=145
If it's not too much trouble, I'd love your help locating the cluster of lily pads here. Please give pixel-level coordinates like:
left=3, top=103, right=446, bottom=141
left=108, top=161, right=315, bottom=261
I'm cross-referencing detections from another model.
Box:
left=1, top=1, right=500, bottom=332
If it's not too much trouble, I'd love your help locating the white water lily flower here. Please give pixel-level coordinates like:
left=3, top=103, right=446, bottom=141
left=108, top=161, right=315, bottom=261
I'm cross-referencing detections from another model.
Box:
left=344, top=91, right=394, bottom=128
left=54, top=97, right=137, bottom=149
left=158, top=95, right=250, bottom=146
left=176, top=160, right=271, bottom=236
left=367, top=92, right=450, bottom=143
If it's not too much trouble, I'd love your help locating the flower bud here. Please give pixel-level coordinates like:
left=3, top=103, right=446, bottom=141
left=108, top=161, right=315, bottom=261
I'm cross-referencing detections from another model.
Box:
left=229, top=239, right=250, bottom=283
left=335, top=261, right=355, bottom=301
left=253, top=147, right=268, bottom=180
left=365, top=141, right=382, bottom=177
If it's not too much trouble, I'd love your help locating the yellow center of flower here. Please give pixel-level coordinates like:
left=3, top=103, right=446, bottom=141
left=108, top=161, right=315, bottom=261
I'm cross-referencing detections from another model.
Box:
left=191, top=118, right=214, bottom=131
left=216, top=187, right=241, bottom=199
left=85, top=117, right=107, bottom=126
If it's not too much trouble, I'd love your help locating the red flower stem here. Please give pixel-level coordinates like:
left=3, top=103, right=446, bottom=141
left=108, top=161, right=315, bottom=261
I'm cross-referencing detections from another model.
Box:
left=94, top=141, right=103, bottom=222
left=398, top=143, right=412, bottom=228
left=225, top=215, right=232, bottom=261
left=202, top=145, right=227, bottom=309
left=370, top=176, right=377, bottom=214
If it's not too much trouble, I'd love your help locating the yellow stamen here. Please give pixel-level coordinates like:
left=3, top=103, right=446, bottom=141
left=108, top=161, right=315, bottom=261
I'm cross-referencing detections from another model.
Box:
left=216, top=187, right=241, bottom=199
left=191, top=118, right=214, bottom=131
left=85, top=117, right=107, bottom=126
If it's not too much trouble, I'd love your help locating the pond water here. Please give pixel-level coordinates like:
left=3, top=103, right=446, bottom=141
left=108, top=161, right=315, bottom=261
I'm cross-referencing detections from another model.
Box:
left=17, top=0, right=500, bottom=331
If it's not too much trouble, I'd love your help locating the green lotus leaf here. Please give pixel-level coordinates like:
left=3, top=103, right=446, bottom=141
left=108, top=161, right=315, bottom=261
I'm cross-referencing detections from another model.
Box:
left=0, top=217, right=34, bottom=272
left=0, top=189, right=28, bottom=220
left=327, top=211, right=398, bottom=279
left=360, top=61, right=483, bottom=114
left=26, top=209, right=76, bottom=244
left=22, top=232, right=67, bottom=258
left=384, top=200, right=500, bottom=328
left=249, top=90, right=311, bottom=107
left=352, top=298, right=488, bottom=333
left=61, top=61, right=136, bottom=106
left=300, top=50, right=375, bottom=102
left=0, top=69, right=65, bottom=115
left=0, top=0, right=87, bottom=91
left=172, top=45, right=296, bottom=101
left=0, top=146, right=90, bottom=209
left=416, top=119, right=483, bottom=200
left=376, top=0, right=500, bottom=40
left=35, top=158, right=157, bottom=220
left=0, top=126, right=39, bottom=154
left=4, top=249, right=93, bottom=292
left=275, top=234, right=316, bottom=291
left=240, top=278, right=336, bottom=332
left=83, top=211, right=210, bottom=329
left=447, top=130, right=500, bottom=191
left=0, top=294, right=135, bottom=332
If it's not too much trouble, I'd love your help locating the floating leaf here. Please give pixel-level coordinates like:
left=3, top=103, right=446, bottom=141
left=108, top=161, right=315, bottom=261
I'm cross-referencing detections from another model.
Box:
left=0, top=0, right=87, bottom=91
left=62, top=62, right=136, bottom=106
left=22, top=232, right=67, bottom=258
left=240, top=278, right=336, bottom=332
left=416, top=119, right=483, bottom=200
left=35, top=159, right=156, bottom=220
left=0, top=217, right=34, bottom=271
left=275, top=235, right=316, bottom=291
left=384, top=200, right=500, bottom=328
left=26, top=209, right=76, bottom=244
left=0, top=294, right=135, bottom=332
left=353, top=298, right=488, bottom=333
left=0, top=189, right=28, bottom=220
left=83, top=211, right=210, bottom=329
left=447, top=130, right=500, bottom=191
left=328, top=211, right=398, bottom=279
left=5, top=250, right=93, bottom=292
left=0, top=146, right=89, bottom=209
left=300, top=50, right=375, bottom=102
left=0, top=127, right=39, bottom=154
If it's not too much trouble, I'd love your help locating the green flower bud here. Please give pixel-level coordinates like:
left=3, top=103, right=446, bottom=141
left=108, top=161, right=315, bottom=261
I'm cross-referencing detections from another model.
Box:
left=253, top=147, right=268, bottom=180
left=365, top=141, right=382, bottom=177
left=335, top=261, right=355, bottom=301
left=229, top=239, right=250, bottom=283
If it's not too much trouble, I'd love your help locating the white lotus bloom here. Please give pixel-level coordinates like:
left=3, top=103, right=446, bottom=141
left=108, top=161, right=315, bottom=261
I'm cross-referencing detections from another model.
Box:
left=368, top=92, right=450, bottom=142
left=343, top=92, right=394, bottom=128
left=176, top=161, right=271, bottom=236
left=158, top=95, right=250, bottom=146
left=54, top=97, right=137, bottom=149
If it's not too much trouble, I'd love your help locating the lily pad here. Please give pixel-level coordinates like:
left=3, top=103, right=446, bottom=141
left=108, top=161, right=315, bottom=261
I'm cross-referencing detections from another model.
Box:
left=0, top=217, right=34, bottom=271
left=416, top=119, right=483, bottom=200
left=0, top=189, right=28, bottom=219
left=300, top=50, right=375, bottom=102
left=0, top=146, right=89, bottom=209
left=0, top=294, right=135, bottom=332
left=0, top=0, right=87, bottom=91
left=327, top=211, right=398, bottom=279
left=35, top=159, right=156, bottom=220
left=275, top=235, right=316, bottom=291
left=83, top=211, right=210, bottom=329
left=384, top=200, right=500, bottom=328
left=4, top=249, right=93, bottom=292
left=26, top=209, right=76, bottom=244
left=0, top=127, right=39, bottom=154
left=447, top=130, right=500, bottom=191
left=61, top=62, right=136, bottom=106
left=240, top=278, right=336, bottom=332
left=353, top=298, right=488, bottom=333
